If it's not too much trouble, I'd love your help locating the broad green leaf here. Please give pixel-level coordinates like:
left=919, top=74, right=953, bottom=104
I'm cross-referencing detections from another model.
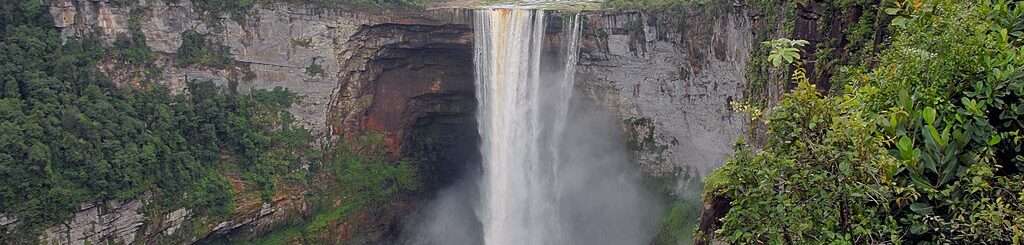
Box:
left=922, top=107, right=936, bottom=125
left=885, top=7, right=901, bottom=15
left=989, top=135, right=1002, bottom=146
left=925, top=125, right=946, bottom=148
left=897, top=136, right=914, bottom=160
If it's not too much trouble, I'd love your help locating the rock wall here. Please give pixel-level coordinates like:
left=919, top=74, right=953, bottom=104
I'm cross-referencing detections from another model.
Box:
left=31, top=0, right=475, bottom=244
left=37, top=201, right=145, bottom=245
left=48, top=0, right=472, bottom=137
left=576, top=7, right=751, bottom=183
left=25, top=0, right=755, bottom=243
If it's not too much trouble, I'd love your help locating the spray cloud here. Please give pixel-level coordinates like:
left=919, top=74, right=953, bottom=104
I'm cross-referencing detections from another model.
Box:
left=403, top=7, right=663, bottom=245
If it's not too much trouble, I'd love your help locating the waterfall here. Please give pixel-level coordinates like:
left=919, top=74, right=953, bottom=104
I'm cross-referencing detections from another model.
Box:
left=403, top=7, right=661, bottom=245
left=473, top=8, right=582, bottom=245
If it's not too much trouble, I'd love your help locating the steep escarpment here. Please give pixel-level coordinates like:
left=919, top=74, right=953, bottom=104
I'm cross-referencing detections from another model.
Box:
left=571, top=8, right=754, bottom=244
left=5, top=0, right=759, bottom=244
left=48, top=0, right=475, bottom=136
left=3, top=1, right=479, bottom=244
left=576, top=7, right=751, bottom=181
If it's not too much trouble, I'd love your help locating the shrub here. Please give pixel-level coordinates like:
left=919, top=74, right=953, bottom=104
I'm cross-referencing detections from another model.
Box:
left=305, top=61, right=324, bottom=77
left=706, top=1, right=1024, bottom=243
left=176, top=31, right=233, bottom=68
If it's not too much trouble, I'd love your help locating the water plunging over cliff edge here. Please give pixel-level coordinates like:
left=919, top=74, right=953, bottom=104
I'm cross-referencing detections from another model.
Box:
left=402, top=7, right=662, bottom=245
left=474, top=8, right=581, bottom=245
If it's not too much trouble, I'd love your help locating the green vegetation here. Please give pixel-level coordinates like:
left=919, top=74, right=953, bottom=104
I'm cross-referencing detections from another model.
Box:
left=741, top=0, right=797, bottom=109
left=305, top=61, right=325, bottom=77
left=705, top=0, right=1024, bottom=243
left=604, top=0, right=725, bottom=11
left=210, top=135, right=420, bottom=244
left=113, top=20, right=154, bottom=66
left=0, top=1, right=313, bottom=241
left=300, top=0, right=429, bottom=8
left=291, top=37, right=313, bottom=49
left=190, top=0, right=429, bottom=22
left=651, top=174, right=703, bottom=245
left=655, top=200, right=701, bottom=245
left=177, top=31, right=235, bottom=68
left=738, top=0, right=886, bottom=109
left=1, top=1, right=422, bottom=242
left=194, top=0, right=258, bottom=21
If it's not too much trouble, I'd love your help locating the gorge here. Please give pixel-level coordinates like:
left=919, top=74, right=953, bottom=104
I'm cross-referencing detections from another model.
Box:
left=1, top=0, right=752, bottom=244
left=5, top=0, right=1021, bottom=244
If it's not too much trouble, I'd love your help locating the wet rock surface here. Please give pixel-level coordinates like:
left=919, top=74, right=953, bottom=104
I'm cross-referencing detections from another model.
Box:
left=575, top=8, right=751, bottom=181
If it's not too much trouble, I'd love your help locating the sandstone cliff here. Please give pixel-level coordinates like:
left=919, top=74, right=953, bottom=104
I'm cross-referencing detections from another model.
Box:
left=576, top=7, right=750, bottom=181
left=4, top=0, right=754, bottom=243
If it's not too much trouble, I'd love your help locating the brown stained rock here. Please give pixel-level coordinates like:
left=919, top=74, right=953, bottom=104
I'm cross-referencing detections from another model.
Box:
left=327, top=23, right=475, bottom=159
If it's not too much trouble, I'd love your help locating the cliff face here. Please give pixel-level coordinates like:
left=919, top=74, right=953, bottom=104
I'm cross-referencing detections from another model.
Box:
left=48, top=0, right=475, bottom=137
left=576, top=7, right=750, bottom=182
left=13, top=0, right=753, bottom=243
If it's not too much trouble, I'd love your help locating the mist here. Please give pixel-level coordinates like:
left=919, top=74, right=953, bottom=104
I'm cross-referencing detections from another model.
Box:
left=400, top=8, right=664, bottom=245
left=402, top=92, right=664, bottom=245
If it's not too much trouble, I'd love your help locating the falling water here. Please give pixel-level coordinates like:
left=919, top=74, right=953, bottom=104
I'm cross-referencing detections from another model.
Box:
left=402, top=6, right=661, bottom=245
left=474, top=7, right=582, bottom=245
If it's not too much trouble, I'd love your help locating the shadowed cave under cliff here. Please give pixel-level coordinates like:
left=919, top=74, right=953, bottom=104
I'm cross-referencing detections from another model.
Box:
left=204, top=24, right=484, bottom=243
left=359, top=24, right=482, bottom=196
left=355, top=19, right=593, bottom=242
left=358, top=19, right=579, bottom=197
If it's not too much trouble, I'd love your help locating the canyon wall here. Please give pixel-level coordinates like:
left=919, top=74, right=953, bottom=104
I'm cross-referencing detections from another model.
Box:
left=2, top=0, right=752, bottom=243
left=576, top=7, right=751, bottom=183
